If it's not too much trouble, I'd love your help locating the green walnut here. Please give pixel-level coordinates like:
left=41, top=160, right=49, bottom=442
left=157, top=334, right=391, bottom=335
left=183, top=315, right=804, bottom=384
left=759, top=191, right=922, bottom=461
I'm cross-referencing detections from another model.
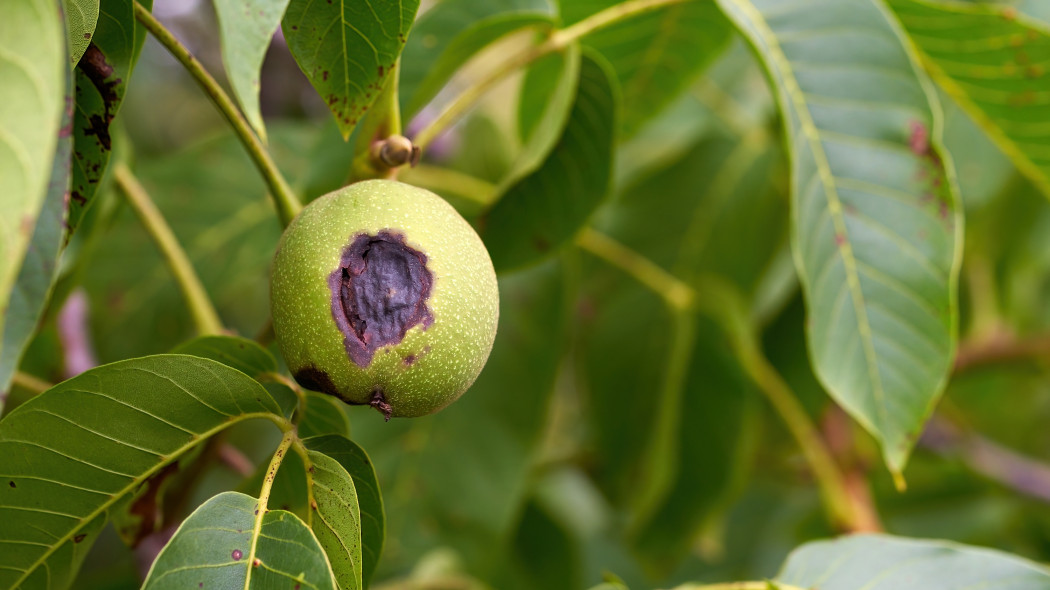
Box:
left=270, top=179, right=499, bottom=419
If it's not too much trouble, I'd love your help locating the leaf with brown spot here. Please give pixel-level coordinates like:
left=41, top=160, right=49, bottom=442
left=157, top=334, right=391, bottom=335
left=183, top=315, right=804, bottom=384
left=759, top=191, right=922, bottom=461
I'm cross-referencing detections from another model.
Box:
left=282, top=0, right=420, bottom=138
left=68, top=0, right=153, bottom=239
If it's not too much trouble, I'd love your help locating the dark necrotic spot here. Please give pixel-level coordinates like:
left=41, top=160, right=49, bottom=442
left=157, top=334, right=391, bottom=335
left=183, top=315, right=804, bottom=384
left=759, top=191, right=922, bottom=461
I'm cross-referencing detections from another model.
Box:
left=73, top=534, right=87, bottom=543
left=294, top=366, right=338, bottom=395
left=328, top=231, right=434, bottom=367
left=8, top=481, right=14, bottom=488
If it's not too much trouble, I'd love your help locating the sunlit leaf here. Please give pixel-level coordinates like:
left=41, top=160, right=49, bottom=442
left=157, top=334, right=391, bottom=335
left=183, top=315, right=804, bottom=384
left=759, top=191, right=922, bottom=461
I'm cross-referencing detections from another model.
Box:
left=142, top=491, right=337, bottom=590
left=0, top=50, right=73, bottom=408
left=0, top=0, right=66, bottom=391
left=715, top=0, right=962, bottom=474
left=483, top=51, right=617, bottom=272
left=889, top=0, right=1050, bottom=199
left=0, top=355, right=284, bottom=588
left=214, top=0, right=291, bottom=142
left=282, top=0, right=420, bottom=138
left=64, top=0, right=99, bottom=64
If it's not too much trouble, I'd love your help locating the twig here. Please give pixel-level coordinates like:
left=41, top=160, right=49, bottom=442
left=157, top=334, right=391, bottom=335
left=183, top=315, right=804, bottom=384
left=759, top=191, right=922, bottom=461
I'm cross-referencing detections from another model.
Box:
left=217, top=443, right=255, bottom=477
left=953, top=332, right=1050, bottom=373
left=133, top=2, right=301, bottom=227
left=921, top=414, right=1050, bottom=503
left=575, top=228, right=695, bottom=311
left=114, top=163, right=225, bottom=336
left=695, top=275, right=868, bottom=532
left=11, top=371, right=53, bottom=395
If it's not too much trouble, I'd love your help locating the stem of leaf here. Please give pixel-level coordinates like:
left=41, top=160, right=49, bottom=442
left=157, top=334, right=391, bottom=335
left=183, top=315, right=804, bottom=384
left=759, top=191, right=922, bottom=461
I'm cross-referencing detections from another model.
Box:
left=576, top=227, right=695, bottom=311
left=114, top=163, right=225, bottom=336
left=245, top=428, right=297, bottom=576
left=132, top=2, right=302, bottom=227
left=412, top=0, right=690, bottom=150
left=11, top=371, right=54, bottom=395
left=694, top=275, right=874, bottom=532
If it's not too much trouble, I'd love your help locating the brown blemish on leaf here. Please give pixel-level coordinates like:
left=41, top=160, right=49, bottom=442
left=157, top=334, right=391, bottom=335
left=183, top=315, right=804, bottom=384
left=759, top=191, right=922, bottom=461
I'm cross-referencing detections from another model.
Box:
left=84, top=114, right=112, bottom=151
left=73, top=534, right=87, bottom=543
left=124, top=460, right=181, bottom=547
left=908, top=120, right=928, bottom=155
left=8, top=481, right=14, bottom=488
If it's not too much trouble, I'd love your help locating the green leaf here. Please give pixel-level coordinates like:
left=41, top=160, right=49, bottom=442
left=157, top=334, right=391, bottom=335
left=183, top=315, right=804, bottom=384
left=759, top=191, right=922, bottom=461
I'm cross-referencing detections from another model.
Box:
left=776, top=534, right=1050, bottom=588
left=560, top=0, right=733, bottom=135
left=64, top=0, right=99, bottom=64
left=69, top=0, right=152, bottom=238
left=888, top=0, right=1050, bottom=199
left=715, top=0, right=962, bottom=474
left=398, top=0, right=553, bottom=116
left=0, top=47, right=73, bottom=409
left=514, top=44, right=581, bottom=180
left=482, top=51, right=618, bottom=272
left=0, top=0, right=66, bottom=382
left=407, top=12, right=553, bottom=118
left=306, top=450, right=363, bottom=590
left=0, top=355, right=284, bottom=588
left=304, top=435, right=384, bottom=587
left=282, top=0, right=420, bottom=138
left=142, top=491, right=337, bottom=590
left=298, top=393, right=351, bottom=439
left=214, top=0, right=291, bottom=142
left=171, top=335, right=278, bottom=379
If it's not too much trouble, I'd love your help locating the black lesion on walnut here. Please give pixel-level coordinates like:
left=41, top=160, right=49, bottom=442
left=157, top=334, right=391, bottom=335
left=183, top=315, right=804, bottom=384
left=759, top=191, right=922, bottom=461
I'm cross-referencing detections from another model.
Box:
left=294, top=366, right=339, bottom=396
left=329, top=230, right=434, bottom=368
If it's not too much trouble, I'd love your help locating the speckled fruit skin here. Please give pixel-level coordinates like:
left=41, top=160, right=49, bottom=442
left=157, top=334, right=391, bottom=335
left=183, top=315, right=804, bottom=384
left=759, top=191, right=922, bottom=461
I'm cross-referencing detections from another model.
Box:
left=270, top=179, right=499, bottom=418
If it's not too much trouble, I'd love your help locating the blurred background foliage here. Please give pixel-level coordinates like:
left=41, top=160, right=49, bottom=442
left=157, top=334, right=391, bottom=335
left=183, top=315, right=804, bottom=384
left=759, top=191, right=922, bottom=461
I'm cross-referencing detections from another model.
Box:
left=6, top=0, right=1050, bottom=588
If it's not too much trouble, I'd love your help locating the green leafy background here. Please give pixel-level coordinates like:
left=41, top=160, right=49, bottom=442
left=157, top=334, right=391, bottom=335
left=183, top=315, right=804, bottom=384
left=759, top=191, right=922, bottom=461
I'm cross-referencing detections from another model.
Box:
left=5, top=0, right=1050, bottom=589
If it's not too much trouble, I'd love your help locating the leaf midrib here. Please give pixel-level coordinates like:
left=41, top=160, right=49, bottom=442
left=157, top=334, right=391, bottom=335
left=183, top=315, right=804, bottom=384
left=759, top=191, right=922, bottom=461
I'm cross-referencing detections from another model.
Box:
left=9, top=411, right=283, bottom=589
left=725, top=0, right=889, bottom=428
